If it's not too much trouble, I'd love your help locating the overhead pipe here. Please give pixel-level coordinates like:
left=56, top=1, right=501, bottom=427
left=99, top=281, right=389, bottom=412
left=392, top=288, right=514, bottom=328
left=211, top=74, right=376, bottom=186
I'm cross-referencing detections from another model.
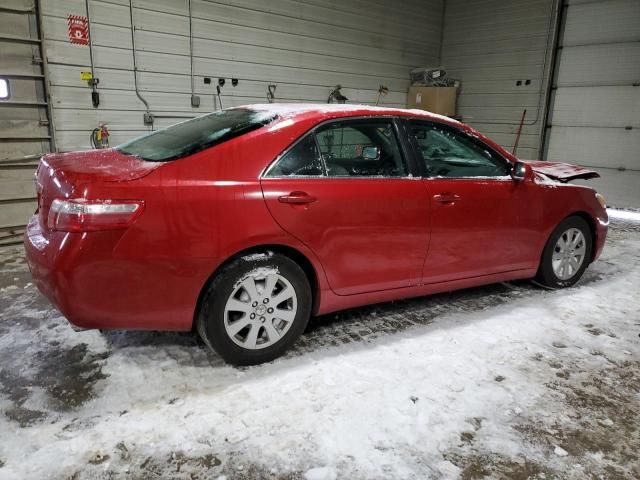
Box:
left=128, top=0, right=153, bottom=127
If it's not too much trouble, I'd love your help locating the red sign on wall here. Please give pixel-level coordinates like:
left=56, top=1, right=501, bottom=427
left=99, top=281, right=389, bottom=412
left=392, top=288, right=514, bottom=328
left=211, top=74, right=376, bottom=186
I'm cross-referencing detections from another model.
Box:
left=68, top=15, right=89, bottom=45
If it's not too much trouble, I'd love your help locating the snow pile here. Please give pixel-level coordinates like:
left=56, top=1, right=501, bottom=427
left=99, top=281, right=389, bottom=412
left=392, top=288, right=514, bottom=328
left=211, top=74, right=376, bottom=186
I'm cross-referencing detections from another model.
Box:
left=0, top=228, right=638, bottom=478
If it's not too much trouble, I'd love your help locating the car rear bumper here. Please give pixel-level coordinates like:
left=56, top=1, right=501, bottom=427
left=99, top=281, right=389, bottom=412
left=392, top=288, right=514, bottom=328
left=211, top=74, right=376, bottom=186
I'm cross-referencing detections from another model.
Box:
left=24, top=215, right=74, bottom=320
left=24, top=215, right=205, bottom=332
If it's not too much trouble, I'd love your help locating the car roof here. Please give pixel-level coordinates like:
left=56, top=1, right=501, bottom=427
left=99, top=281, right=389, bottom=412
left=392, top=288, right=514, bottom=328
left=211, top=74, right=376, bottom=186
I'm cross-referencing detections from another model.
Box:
left=239, top=103, right=461, bottom=125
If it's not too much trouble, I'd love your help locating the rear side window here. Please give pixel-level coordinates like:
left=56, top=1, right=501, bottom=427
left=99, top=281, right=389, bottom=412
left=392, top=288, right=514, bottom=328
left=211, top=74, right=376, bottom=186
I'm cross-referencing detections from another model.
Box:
left=266, top=135, right=324, bottom=177
left=117, top=109, right=276, bottom=161
left=316, top=121, right=407, bottom=177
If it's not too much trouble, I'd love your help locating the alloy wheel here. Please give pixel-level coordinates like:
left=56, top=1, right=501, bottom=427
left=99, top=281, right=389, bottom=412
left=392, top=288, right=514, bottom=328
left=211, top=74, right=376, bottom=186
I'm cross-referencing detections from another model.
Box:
left=223, top=270, right=298, bottom=350
left=551, top=227, right=586, bottom=280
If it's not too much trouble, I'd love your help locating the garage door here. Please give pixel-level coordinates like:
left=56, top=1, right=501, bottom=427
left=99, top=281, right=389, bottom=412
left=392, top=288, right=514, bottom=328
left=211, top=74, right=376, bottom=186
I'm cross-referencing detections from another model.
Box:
left=0, top=0, right=52, bottom=245
left=545, top=0, right=640, bottom=171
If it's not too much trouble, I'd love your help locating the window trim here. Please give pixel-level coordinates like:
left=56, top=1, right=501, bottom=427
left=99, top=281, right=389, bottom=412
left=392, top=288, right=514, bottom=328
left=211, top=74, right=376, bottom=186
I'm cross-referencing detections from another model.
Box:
left=0, top=78, right=10, bottom=100
left=405, top=119, right=512, bottom=180
left=262, top=116, right=417, bottom=180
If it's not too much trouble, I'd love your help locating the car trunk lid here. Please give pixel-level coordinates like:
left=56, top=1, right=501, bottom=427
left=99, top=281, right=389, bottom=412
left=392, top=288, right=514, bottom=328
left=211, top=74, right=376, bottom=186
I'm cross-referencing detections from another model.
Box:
left=35, top=149, right=160, bottom=230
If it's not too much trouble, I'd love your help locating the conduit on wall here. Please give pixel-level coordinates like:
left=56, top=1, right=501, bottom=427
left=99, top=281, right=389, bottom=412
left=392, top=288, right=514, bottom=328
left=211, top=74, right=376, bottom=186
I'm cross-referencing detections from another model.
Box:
left=128, top=0, right=153, bottom=127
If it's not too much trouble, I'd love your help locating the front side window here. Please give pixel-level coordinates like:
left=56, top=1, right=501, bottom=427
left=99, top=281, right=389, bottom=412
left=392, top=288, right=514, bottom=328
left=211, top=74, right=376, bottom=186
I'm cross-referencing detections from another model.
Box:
left=411, top=122, right=508, bottom=178
left=117, top=108, right=276, bottom=162
left=315, top=120, right=407, bottom=177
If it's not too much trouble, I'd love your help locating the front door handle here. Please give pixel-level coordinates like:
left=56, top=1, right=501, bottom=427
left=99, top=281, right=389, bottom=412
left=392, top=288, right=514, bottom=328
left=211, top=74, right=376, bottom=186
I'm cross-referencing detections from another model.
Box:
left=433, top=193, right=461, bottom=204
left=278, top=191, right=317, bottom=204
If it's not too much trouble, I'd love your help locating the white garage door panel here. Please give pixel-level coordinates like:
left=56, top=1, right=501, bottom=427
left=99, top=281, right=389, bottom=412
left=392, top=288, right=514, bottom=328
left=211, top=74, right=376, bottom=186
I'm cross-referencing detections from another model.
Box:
left=0, top=201, right=36, bottom=230
left=546, top=127, right=640, bottom=170
left=0, top=142, right=47, bottom=160
left=45, top=41, right=411, bottom=93
left=0, top=168, right=37, bottom=202
left=0, top=120, right=50, bottom=139
left=443, top=36, right=548, bottom=59
left=546, top=0, right=640, bottom=182
left=43, top=17, right=420, bottom=78
left=1, top=0, right=52, bottom=232
left=46, top=68, right=409, bottom=105
left=550, top=86, right=640, bottom=128
left=442, top=0, right=554, bottom=159
left=455, top=105, right=540, bottom=123
left=457, top=79, right=544, bottom=95
left=475, top=132, right=540, bottom=151
left=562, top=0, right=640, bottom=46
left=43, top=0, right=443, bottom=151
left=54, top=130, right=148, bottom=152
left=556, top=43, right=640, bottom=87
left=43, top=15, right=427, bottom=68
left=49, top=85, right=407, bottom=112
left=51, top=87, right=216, bottom=113
left=458, top=93, right=541, bottom=108
left=44, top=0, right=433, bottom=56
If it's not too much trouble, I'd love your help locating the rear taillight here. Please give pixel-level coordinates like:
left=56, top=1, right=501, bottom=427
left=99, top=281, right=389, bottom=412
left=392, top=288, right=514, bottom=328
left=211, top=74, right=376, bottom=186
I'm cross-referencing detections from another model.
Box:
left=47, top=199, right=144, bottom=232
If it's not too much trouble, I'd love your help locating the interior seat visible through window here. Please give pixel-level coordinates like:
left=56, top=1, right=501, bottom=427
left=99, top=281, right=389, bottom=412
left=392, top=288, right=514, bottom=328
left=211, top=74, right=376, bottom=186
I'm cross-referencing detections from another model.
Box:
left=316, top=121, right=407, bottom=177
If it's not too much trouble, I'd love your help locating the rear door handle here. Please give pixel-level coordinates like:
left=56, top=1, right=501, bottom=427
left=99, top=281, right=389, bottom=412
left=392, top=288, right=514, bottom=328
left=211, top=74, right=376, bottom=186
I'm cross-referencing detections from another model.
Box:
left=433, top=193, right=461, bottom=204
left=278, top=191, right=317, bottom=204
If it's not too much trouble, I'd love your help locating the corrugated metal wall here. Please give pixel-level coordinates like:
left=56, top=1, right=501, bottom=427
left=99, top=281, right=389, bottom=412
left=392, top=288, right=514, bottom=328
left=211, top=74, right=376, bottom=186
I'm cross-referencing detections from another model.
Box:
left=0, top=0, right=53, bottom=244
left=441, top=0, right=557, bottom=160
left=545, top=0, right=640, bottom=171
left=41, top=0, right=443, bottom=152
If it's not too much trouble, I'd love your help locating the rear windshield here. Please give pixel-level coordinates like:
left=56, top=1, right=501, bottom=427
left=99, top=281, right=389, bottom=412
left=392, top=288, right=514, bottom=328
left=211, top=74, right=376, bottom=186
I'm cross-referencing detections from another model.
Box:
left=116, top=108, right=277, bottom=161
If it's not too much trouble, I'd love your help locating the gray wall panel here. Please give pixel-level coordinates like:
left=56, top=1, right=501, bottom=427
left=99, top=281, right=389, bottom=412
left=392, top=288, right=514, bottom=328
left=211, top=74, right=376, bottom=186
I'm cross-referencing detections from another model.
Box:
left=441, top=0, right=557, bottom=160
left=546, top=0, right=640, bottom=171
left=546, top=127, right=639, bottom=170
left=0, top=0, right=51, bottom=233
left=42, top=0, right=443, bottom=151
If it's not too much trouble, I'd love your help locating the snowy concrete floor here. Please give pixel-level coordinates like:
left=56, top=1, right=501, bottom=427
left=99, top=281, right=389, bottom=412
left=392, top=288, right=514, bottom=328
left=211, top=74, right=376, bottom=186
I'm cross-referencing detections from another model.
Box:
left=0, top=219, right=639, bottom=480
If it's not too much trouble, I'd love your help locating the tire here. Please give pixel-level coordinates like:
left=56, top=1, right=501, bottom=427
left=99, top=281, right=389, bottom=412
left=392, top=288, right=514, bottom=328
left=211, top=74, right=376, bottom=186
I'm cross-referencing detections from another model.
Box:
left=197, top=252, right=311, bottom=366
left=535, top=216, right=593, bottom=289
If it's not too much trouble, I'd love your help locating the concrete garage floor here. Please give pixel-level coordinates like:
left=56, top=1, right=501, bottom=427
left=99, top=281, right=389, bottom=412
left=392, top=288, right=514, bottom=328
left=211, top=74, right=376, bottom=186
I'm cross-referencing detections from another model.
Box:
left=0, top=217, right=639, bottom=480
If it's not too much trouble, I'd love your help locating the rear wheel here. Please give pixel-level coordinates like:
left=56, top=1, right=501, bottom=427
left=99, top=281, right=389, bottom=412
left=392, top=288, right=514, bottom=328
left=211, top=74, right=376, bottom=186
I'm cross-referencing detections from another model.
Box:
left=535, top=216, right=592, bottom=288
left=197, top=252, right=311, bottom=365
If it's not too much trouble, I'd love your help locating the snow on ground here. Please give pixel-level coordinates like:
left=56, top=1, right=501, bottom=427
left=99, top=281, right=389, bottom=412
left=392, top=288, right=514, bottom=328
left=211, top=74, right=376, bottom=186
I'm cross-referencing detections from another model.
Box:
left=0, top=217, right=638, bottom=479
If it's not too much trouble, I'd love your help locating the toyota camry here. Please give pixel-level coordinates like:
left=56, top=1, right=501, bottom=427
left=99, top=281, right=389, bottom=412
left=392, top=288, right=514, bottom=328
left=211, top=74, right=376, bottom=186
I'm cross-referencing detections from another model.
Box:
left=24, top=104, right=608, bottom=365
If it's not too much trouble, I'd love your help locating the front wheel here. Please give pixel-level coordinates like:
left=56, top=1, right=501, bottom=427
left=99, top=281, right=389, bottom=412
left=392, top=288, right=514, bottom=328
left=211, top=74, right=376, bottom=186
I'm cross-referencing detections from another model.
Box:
left=535, top=216, right=593, bottom=289
left=197, top=252, right=311, bottom=365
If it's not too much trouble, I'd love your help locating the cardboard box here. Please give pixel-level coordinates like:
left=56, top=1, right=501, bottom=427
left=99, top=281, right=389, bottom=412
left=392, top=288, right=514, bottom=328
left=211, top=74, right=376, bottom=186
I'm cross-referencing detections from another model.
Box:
left=407, top=86, right=457, bottom=116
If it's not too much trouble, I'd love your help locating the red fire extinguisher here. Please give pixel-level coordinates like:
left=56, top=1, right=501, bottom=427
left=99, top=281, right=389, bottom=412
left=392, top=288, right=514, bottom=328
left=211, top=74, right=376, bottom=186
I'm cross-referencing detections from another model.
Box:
left=91, top=123, right=110, bottom=149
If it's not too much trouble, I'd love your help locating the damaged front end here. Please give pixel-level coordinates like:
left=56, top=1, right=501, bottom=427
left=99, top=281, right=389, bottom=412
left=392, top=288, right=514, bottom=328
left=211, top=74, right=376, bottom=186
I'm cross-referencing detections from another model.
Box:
left=520, top=160, right=600, bottom=183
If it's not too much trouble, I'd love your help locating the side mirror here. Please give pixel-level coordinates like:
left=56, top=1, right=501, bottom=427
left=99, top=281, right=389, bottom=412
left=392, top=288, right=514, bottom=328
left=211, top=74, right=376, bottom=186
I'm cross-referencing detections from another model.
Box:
left=362, top=146, right=380, bottom=160
left=511, top=161, right=527, bottom=181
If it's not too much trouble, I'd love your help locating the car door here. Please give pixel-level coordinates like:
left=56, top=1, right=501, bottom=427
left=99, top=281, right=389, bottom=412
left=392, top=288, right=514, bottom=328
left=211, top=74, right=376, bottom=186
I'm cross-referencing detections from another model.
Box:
left=261, top=117, right=430, bottom=296
left=407, top=120, right=532, bottom=284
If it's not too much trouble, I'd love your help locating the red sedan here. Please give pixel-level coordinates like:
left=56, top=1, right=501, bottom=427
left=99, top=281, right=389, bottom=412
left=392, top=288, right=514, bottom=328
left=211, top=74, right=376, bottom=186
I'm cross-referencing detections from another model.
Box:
left=25, top=105, right=608, bottom=365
